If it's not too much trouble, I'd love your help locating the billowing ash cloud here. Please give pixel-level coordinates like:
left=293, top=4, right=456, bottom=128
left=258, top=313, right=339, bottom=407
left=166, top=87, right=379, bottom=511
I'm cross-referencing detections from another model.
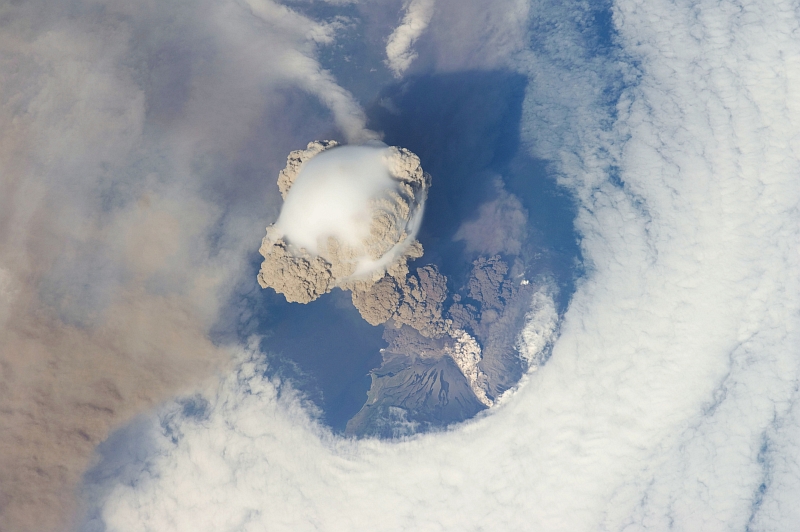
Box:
left=257, top=142, right=533, bottom=432
left=258, top=141, right=452, bottom=336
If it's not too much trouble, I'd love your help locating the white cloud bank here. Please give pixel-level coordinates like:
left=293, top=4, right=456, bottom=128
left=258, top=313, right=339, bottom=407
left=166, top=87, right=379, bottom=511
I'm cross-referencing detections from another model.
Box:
left=91, top=0, right=800, bottom=530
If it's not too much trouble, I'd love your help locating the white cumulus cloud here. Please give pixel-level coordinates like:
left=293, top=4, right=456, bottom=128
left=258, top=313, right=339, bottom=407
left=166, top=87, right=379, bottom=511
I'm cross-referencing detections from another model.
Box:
left=87, top=0, right=800, bottom=530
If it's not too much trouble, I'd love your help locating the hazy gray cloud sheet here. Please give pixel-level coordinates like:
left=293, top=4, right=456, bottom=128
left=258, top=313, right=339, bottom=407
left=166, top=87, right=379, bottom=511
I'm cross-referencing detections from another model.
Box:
left=0, top=0, right=374, bottom=529
left=90, top=0, right=800, bottom=531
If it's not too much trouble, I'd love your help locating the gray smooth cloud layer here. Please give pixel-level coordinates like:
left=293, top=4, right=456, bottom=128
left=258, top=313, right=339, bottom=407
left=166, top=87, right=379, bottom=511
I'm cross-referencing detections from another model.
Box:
left=89, top=0, right=800, bottom=531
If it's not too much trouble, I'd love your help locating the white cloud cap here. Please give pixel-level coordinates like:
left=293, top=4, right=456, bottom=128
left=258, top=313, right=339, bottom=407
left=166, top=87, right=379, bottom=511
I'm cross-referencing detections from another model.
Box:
left=257, top=142, right=430, bottom=304
left=274, top=144, right=425, bottom=277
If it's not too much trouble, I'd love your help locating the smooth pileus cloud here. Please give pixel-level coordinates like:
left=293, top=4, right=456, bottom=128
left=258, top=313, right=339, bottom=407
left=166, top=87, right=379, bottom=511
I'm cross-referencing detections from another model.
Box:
left=258, top=141, right=429, bottom=304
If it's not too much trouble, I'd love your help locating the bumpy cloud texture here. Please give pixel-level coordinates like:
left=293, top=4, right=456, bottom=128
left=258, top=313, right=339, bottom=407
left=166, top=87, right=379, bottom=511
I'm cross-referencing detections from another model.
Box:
left=3, top=0, right=800, bottom=530
left=89, top=0, right=800, bottom=531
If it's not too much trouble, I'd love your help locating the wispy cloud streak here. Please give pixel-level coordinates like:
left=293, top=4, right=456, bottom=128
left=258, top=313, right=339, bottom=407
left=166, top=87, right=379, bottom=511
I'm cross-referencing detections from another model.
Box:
left=384, top=0, right=436, bottom=77
left=0, top=0, right=374, bottom=529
